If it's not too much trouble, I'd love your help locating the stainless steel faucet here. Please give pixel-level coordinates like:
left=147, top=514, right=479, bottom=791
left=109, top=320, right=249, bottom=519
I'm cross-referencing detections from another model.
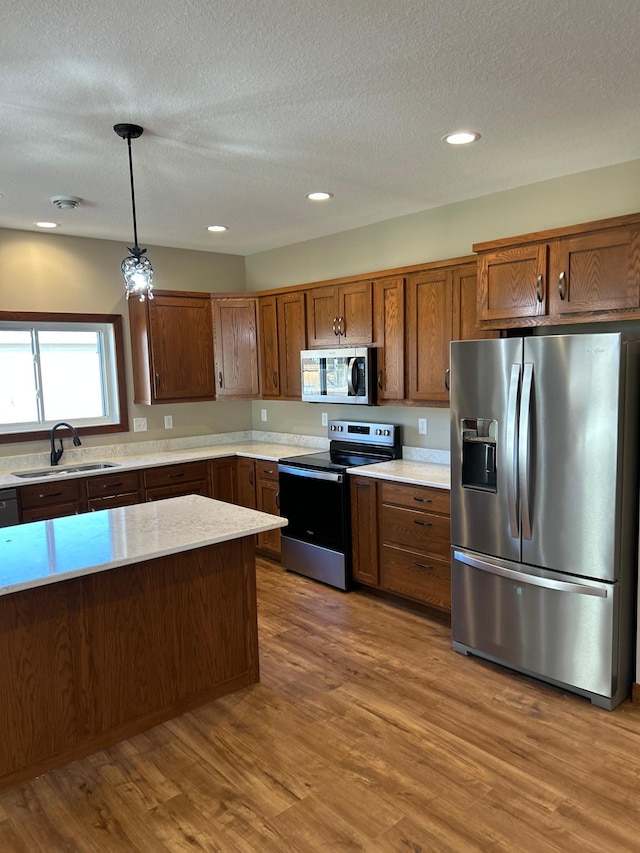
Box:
left=50, top=422, right=82, bottom=466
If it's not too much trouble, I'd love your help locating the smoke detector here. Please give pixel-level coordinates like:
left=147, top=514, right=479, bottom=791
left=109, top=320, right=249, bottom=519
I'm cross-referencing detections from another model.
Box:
left=50, top=195, right=82, bottom=211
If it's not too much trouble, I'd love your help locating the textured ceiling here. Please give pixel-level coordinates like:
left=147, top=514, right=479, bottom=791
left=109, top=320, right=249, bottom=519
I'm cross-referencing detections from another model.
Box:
left=2, top=0, right=639, bottom=255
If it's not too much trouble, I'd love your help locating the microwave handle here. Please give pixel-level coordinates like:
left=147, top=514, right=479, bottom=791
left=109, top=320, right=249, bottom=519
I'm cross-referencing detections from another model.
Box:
left=347, top=357, right=358, bottom=396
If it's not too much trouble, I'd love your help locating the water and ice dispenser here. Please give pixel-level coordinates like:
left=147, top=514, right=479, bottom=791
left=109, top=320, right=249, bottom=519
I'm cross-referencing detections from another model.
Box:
left=460, top=418, right=497, bottom=492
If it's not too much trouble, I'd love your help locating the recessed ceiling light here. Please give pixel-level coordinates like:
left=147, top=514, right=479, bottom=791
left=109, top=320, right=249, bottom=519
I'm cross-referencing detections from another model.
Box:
left=305, top=191, right=333, bottom=201
left=442, top=131, right=481, bottom=145
left=35, top=221, right=59, bottom=228
left=207, top=225, right=228, bottom=232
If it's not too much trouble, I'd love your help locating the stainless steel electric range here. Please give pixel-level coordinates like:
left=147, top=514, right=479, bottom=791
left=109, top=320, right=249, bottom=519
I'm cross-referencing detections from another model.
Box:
left=278, top=420, right=402, bottom=590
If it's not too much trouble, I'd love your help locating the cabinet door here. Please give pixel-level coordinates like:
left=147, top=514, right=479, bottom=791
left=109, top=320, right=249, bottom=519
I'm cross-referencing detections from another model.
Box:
left=452, top=264, right=500, bottom=342
left=350, top=476, right=379, bottom=586
left=277, top=292, right=306, bottom=398
left=212, top=298, right=260, bottom=399
left=147, top=294, right=216, bottom=403
left=210, top=457, right=237, bottom=504
left=477, top=244, right=549, bottom=325
left=373, top=276, right=405, bottom=402
left=552, top=226, right=640, bottom=317
left=258, top=296, right=280, bottom=398
left=338, top=281, right=373, bottom=344
left=256, top=476, right=280, bottom=557
left=306, top=285, right=339, bottom=347
left=236, top=458, right=257, bottom=509
left=406, top=269, right=453, bottom=404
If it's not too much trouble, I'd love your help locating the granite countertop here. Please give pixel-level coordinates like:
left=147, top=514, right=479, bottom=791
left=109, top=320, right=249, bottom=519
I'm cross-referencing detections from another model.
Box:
left=0, top=494, right=287, bottom=598
left=347, top=459, right=451, bottom=489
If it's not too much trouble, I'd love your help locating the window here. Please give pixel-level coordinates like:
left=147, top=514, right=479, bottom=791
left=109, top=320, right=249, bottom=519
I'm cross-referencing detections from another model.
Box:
left=0, top=313, right=128, bottom=442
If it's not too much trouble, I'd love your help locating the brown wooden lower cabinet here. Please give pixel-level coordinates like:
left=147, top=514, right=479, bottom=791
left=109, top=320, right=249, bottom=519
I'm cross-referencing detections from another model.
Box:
left=19, top=479, right=86, bottom=522
left=86, top=469, right=142, bottom=511
left=350, top=475, right=452, bottom=613
left=255, top=461, right=281, bottom=558
left=143, top=460, right=211, bottom=502
left=236, top=457, right=257, bottom=508
left=0, top=537, right=258, bottom=791
left=209, top=456, right=237, bottom=503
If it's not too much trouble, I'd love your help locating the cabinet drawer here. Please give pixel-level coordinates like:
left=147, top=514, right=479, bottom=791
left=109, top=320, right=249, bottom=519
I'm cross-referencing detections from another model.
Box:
left=380, top=505, right=450, bottom=558
left=381, top=544, right=451, bottom=611
left=20, top=479, right=83, bottom=509
left=380, top=481, right=450, bottom=515
left=145, top=481, right=209, bottom=502
left=255, top=460, right=279, bottom=480
left=86, top=470, right=140, bottom=498
left=88, top=492, right=141, bottom=511
left=21, top=502, right=82, bottom=523
left=143, top=461, right=209, bottom=489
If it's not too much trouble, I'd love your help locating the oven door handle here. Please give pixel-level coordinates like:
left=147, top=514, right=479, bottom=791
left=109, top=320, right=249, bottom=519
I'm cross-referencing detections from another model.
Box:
left=278, top=465, right=344, bottom=483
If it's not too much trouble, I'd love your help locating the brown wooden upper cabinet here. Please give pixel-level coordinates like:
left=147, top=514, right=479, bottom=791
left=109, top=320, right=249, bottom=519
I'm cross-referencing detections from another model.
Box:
left=373, top=276, right=405, bottom=402
left=306, top=280, right=373, bottom=347
left=212, top=296, right=260, bottom=399
left=474, top=213, right=640, bottom=329
left=406, top=267, right=453, bottom=406
left=128, top=291, right=216, bottom=405
left=258, top=292, right=306, bottom=399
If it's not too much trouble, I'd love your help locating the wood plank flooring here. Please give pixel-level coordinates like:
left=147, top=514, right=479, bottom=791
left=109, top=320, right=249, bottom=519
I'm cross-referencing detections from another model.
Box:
left=1, top=557, right=639, bottom=851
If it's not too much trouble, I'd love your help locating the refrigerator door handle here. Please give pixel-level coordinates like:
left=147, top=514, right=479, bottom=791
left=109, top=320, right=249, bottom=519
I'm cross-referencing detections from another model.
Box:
left=453, top=551, right=608, bottom=598
left=519, top=362, right=534, bottom=540
left=506, top=363, right=521, bottom=538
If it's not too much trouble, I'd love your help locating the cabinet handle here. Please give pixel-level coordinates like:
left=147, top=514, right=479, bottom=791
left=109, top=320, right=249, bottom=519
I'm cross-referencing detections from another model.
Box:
left=275, top=491, right=280, bottom=509
left=339, top=316, right=345, bottom=335
left=332, top=318, right=339, bottom=335
left=413, top=496, right=432, bottom=503
left=558, top=270, right=567, bottom=300
left=40, top=491, right=62, bottom=499
left=104, top=482, right=123, bottom=489
left=413, top=520, right=432, bottom=527
left=377, top=369, right=383, bottom=390
left=168, top=472, right=185, bottom=479
left=414, top=562, right=434, bottom=571
left=218, top=371, right=223, bottom=386
left=445, top=368, right=450, bottom=391
left=155, top=372, right=160, bottom=390
left=264, top=468, right=274, bottom=475
left=535, top=274, right=544, bottom=303
left=249, top=469, right=254, bottom=486
left=272, top=370, right=278, bottom=387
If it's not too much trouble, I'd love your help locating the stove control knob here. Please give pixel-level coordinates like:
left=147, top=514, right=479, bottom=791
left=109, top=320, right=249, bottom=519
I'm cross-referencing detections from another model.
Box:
left=338, top=425, right=343, bottom=431
left=375, top=428, right=382, bottom=435
left=330, top=425, right=336, bottom=431
left=383, top=429, right=390, bottom=436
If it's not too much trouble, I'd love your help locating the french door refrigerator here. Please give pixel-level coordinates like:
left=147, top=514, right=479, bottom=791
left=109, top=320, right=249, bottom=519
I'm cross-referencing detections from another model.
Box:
left=450, top=332, right=640, bottom=709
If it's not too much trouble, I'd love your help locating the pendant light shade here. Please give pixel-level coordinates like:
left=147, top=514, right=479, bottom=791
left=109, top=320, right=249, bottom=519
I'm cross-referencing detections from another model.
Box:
left=113, top=123, right=154, bottom=301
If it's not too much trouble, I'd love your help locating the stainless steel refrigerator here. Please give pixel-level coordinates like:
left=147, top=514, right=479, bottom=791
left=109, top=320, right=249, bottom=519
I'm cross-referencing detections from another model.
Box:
left=450, top=332, right=640, bottom=709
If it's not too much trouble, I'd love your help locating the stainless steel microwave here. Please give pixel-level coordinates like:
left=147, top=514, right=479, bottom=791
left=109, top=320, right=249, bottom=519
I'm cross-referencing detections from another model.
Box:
left=301, top=347, right=376, bottom=405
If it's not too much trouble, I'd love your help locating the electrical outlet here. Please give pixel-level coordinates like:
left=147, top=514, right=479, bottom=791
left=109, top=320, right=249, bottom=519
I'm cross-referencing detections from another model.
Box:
left=133, top=417, right=147, bottom=432
left=418, top=418, right=427, bottom=435
left=164, top=415, right=173, bottom=429
left=321, top=412, right=328, bottom=426
left=261, top=408, right=268, bottom=422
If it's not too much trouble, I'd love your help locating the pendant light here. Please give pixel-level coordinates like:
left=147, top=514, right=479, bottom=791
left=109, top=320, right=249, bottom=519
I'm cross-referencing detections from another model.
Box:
left=113, top=123, right=154, bottom=301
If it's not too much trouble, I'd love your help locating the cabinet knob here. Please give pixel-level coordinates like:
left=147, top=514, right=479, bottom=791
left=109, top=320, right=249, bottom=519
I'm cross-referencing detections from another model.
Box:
left=558, top=271, right=567, bottom=300
left=536, top=274, right=544, bottom=303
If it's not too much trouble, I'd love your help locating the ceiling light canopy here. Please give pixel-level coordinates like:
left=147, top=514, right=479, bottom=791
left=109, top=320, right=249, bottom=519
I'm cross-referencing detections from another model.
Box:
left=113, top=123, right=153, bottom=302
left=305, top=191, right=333, bottom=201
left=442, top=130, right=481, bottom=145
left=207, top=224, right=228, bottom=232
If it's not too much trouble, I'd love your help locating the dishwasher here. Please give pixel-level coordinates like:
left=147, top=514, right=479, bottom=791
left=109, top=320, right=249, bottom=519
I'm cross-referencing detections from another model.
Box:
left=0, top=489, right=19, bottom=527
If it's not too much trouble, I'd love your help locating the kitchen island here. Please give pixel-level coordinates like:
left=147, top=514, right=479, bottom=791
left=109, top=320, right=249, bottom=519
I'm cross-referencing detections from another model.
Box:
left=0, top=494, right=286, bottom=791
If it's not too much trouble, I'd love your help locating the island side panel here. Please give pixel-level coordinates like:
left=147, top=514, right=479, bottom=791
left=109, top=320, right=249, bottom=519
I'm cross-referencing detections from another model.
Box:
left=0, top=583, right=79, bottom=778
left=0, top=538, right=259, bottom=792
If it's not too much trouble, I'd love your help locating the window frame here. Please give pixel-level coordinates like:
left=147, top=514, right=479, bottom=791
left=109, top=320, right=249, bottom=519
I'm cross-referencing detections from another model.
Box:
left=0, top=311, right=129, bottom=444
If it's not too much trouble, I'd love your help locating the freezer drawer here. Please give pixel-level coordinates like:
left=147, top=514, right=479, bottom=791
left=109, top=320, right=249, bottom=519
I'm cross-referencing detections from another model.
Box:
left=451, top=548, right=627, bottom=708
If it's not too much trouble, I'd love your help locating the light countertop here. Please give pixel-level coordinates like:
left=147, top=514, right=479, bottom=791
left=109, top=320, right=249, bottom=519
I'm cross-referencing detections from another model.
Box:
left=347, top=459, right=451, bottom=489
left=0, top=441, right=319, bottom=488
left=0, top=494, right=287, bottom=598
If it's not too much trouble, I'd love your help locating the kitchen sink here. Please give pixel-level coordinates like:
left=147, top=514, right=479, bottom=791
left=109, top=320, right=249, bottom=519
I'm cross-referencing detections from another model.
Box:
left=12, top=463, right=120, bottom=479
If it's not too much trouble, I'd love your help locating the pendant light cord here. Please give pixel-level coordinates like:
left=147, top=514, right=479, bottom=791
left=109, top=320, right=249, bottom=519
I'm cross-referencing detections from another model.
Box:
left=126, top=135, right=140, bottom=251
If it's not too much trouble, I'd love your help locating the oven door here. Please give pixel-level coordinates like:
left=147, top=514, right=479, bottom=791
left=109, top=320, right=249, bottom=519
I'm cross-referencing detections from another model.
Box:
left=278, top=465, right=348, bottom=552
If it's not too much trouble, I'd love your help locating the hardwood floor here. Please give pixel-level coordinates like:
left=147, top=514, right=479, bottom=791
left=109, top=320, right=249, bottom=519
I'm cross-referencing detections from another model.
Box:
left=0, top=557, right=639, bottom=851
